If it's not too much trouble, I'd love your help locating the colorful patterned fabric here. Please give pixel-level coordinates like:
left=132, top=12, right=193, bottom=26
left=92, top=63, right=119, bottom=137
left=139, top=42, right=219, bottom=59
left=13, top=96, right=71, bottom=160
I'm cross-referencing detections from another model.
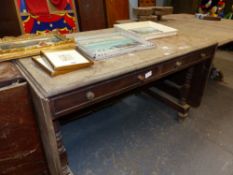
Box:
left=25, top=0, right=49, bottom=15
left=50, top=0, right=67, bottom=10
left=17, top=0, right=77, bottom=34
left=22, top=13, right=76, bottom=34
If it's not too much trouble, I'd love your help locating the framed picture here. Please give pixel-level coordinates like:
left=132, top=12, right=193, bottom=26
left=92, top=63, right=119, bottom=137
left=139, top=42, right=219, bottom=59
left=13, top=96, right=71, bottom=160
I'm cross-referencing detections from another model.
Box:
left=41, top=48, right=93, bottom=71
left=114, top=21, right=178, bottom=40
left=76, top=31, right=154, bottom=60
left=32, top=48, right=93, bottom=76
left=32, top=55, right=80, bottom=76
left=0, top=33, right=75, bottom=62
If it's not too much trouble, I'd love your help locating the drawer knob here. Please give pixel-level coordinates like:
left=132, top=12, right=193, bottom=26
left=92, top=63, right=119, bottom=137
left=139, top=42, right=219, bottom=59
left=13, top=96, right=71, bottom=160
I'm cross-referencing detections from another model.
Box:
left=176, top=61, right=182, bottom=67
left=137, top=75, right=145, bottom=81
left=86, top=91, right=95, bottom=100
left=201, top=53, right=207, bottom=58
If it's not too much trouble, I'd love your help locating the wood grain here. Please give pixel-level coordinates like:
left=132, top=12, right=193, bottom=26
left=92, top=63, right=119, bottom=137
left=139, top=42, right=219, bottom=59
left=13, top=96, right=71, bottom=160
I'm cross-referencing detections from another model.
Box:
left=105, top=0, right=129, bottom=27
left=0, top=0, right=21, bottom=37
left=75, top=0, right=107, bottom=31
left=0, top=83, right=48, bottom=175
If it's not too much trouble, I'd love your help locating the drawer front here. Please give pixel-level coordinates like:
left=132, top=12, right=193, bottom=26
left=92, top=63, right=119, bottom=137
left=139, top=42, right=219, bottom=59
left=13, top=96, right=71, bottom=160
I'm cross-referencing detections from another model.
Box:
left=51, top=66, right=160, bottom=117
left=50, top=45, right=216, bottom=118
left=161, top=46, right=215, bottom=75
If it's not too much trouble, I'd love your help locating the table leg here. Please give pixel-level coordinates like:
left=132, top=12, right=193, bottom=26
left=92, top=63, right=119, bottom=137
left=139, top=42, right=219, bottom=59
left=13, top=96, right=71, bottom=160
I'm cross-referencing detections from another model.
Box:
left=30, top=89, right=72, bottom=175
left=178, top=67, right=194, bottom=120
left=53, top=121, right=71, bottom=175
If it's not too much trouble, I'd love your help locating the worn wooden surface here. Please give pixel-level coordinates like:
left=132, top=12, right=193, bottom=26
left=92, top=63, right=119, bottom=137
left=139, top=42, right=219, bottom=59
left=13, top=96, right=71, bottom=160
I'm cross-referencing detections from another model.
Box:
left=0, top=62, right=49, bottom=175
left=0, top=62, right=24, bottom=87
left=160, top=14, right=233, bottom=46
left=18, top=28, right=217, bottom=98
left=0, top=83, right=48, bottom=175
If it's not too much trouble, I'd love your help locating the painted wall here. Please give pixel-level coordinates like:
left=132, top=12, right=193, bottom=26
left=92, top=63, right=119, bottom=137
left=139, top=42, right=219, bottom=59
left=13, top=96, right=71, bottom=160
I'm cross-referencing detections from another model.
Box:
left=129, top=0, right=138, bottom=19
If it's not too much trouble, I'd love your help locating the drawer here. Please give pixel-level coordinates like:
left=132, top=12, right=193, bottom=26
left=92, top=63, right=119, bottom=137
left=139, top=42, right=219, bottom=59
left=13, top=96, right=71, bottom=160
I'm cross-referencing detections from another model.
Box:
left=161, top=46, right=215, bottom=75
left=50, top=45, right=216, bottom=118
left=51, top=66, right=160, bottom=117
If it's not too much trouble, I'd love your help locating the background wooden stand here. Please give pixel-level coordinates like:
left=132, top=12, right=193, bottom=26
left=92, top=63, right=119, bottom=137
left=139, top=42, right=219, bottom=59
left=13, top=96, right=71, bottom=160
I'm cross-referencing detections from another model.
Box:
left=75, top=0, right=129, bottom=31
left=0, top=0, right=21, bottom=37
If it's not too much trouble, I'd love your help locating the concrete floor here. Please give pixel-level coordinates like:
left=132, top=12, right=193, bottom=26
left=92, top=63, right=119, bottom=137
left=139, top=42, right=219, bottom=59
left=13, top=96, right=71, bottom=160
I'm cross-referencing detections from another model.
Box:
left=61, top=50, right=233, bottom=175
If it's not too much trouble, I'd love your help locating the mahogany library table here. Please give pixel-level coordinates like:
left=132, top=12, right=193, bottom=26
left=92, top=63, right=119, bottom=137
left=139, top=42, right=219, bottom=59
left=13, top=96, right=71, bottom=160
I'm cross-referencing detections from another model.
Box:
left=16, top=14, right=233, bottom=175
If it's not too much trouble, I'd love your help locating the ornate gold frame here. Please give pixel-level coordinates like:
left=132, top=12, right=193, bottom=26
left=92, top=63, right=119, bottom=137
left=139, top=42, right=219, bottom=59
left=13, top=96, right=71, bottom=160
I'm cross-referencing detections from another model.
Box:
left=0, top=33, right=75, bottom=62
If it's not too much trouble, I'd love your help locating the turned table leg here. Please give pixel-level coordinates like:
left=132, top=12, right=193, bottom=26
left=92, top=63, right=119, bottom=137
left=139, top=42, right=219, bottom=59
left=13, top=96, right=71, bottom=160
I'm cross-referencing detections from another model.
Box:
left=178, top=67, right=194, bottom=120
left=53, top=121, right=72, bottom=175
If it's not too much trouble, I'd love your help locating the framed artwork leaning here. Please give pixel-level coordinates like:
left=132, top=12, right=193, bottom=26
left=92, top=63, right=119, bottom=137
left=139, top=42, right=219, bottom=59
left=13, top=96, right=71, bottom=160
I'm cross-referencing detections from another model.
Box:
left=41, top=48, right=93, bottom=71
left=0, top=33, right=75, bottom=62
left=32, top=48, right=93, bottom=76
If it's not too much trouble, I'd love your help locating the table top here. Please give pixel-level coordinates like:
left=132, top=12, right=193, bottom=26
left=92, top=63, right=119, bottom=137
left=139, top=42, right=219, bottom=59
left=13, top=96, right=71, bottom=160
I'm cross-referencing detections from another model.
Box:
left=160, top=14, right=233, bottom=46
left=17, top=14, right=231, bottom=98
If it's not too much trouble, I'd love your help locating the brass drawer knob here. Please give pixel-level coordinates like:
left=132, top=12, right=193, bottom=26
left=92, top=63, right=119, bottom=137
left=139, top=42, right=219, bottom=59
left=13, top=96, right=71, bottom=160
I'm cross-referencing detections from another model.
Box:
left=137, top=75, right=145, bottom=81
left=201, top=53, right=207, bottom=58
left=86, top=91, right=95, bottom=100
left=176, top=61, right=182, bottom=67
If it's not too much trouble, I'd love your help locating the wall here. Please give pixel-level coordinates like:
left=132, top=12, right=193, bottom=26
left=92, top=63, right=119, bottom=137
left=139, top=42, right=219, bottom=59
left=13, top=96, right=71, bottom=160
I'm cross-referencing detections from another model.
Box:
left=129, top=0, right=138, bottom=19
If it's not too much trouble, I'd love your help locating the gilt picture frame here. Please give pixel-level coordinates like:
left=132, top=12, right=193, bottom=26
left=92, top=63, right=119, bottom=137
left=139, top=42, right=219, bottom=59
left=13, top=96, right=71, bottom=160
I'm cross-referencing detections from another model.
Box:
left=0, top=33, right=75, bottom=62
left=41, top=48, right=93, bottom=71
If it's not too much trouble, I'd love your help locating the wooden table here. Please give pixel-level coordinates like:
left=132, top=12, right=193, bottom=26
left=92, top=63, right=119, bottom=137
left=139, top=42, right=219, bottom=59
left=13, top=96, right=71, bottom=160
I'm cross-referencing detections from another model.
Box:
left=16, top=14, right=233, bottom=175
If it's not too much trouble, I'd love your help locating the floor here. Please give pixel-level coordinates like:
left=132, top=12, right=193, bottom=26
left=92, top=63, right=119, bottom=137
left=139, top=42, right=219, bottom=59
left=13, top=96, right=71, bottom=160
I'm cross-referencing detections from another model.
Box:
left=61, top=50, right=233, bottom=175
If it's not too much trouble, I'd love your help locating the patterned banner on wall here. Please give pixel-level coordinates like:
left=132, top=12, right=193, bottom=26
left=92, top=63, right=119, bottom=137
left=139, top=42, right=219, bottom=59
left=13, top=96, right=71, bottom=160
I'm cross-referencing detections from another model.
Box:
left=17, top=0, right=77, bottom=34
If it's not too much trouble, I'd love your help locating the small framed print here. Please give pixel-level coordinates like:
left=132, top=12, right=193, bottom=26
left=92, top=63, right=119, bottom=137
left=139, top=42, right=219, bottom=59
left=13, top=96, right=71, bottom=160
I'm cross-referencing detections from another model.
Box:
left=32, top=56, right=72, bottom=76
left=41, top=48, right=93, bottom=71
